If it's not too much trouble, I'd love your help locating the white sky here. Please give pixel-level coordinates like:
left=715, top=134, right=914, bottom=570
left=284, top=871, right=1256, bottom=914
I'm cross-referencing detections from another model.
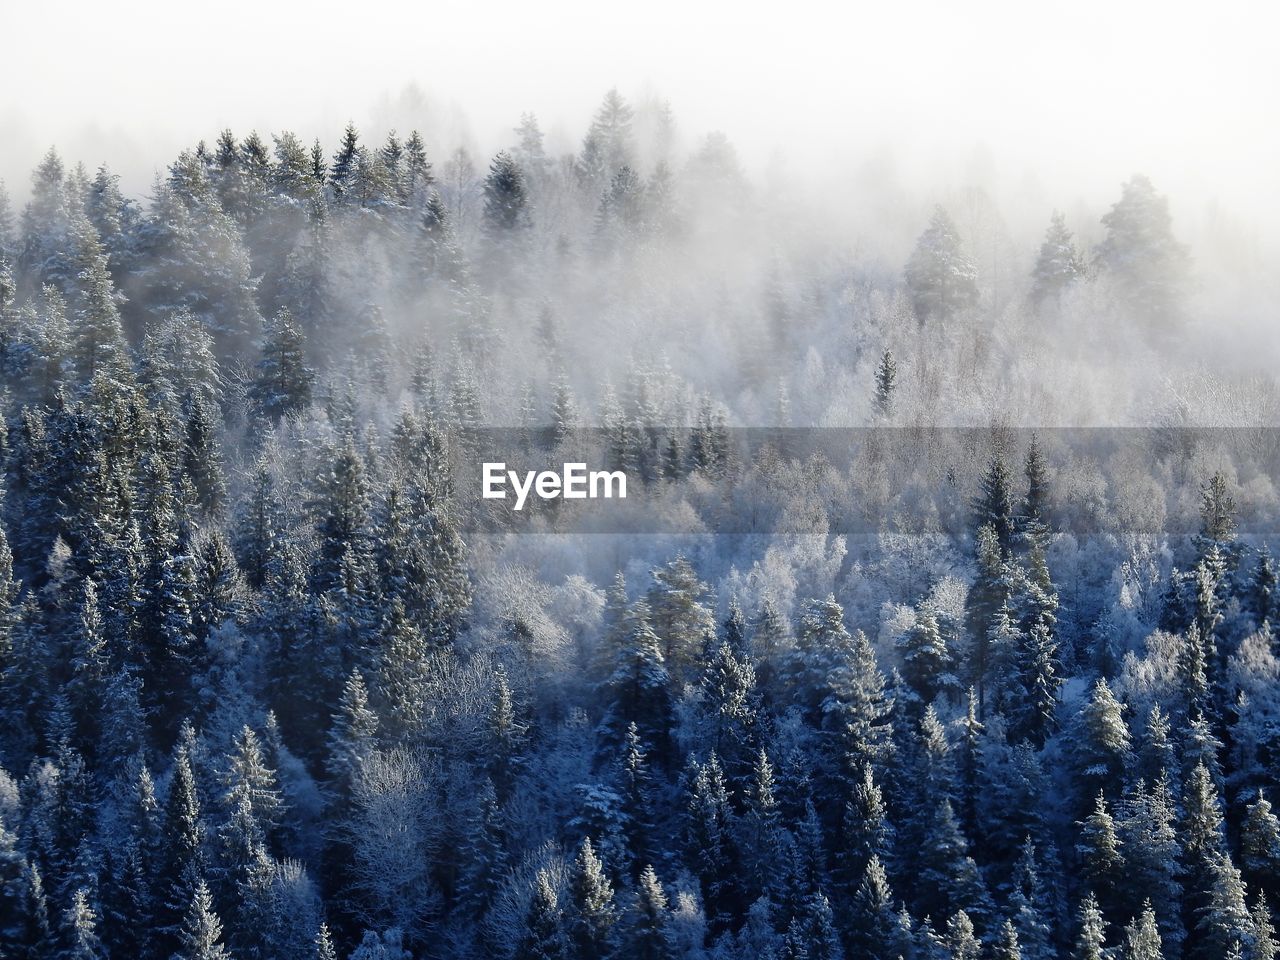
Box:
left=2, top=0, right=1277, bottom=226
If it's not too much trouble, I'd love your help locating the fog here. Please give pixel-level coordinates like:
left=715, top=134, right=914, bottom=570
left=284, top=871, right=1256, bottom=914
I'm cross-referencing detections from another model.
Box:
left=7, top=4, right=1280, bottom=956
left=4, top=0, right=1278, bottom=232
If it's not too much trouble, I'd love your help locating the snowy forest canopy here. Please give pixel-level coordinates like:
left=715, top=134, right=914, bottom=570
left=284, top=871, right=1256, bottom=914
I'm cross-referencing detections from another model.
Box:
left=0, top=88, right=1279, bottom=960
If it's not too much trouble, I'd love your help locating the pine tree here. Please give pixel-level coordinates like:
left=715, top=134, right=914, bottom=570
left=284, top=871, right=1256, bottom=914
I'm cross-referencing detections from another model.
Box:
left=315, top=923, right=338, bottom=960
left=66, top=578, right=110, bottom=752
left=1198, top=472, right=1237, bottom=546
left=974, top=459, right=1016, bottom=555
left=968, top=525, right=1013, bottom=710
left=787, top=892, right=844, bottom=960
left=1180, top=624, right=1211, bottom=719
left=71, top=252, right=131, bottom=386
left=551, top=375, right=579, bottom=447
left=159, top=745, right=209, bottom=953
left=403, top=130, right=434, bottom=200
left=1182, top=762, right=1226, bottom=862
left=579, top=89, right=635, bottom=188
left=0, top=179, right=15, bottom=260
left=699, top=639, right=760, bottom=780
left=739, top=748, right=785, bottom=902
left=223, top=724, right=283, bottom=839
left=596, top=166, right=647, bottom=249
left=312, top=439, right=371, bottom=594
left=181, top=391, right=226, bottom=517
left=1137, top=703, right=1176, bottom=785
left=1117, top=778, right=1183, bottom=956
left=374, top=598, right=432, bottom=742
left=826, top=627, right=894, bottom=773
left=1021, top=435, right=1051, bottom=536
left=784, top=594, right=852, bottom=715
left=916, top=798, right=993, bottom=932
left=842, top=763, right=895, bottom=886
left=1016, top=620, right=1061, bottom=748
left=193, top=530, right=242, bottom=645
left=1009, top=839, right=1053, bottom=960
left=684, top=753, right=739, bottom=921
left=485, top=665, right=529, bottom=793
left=617, top=722, right=655, bottom=864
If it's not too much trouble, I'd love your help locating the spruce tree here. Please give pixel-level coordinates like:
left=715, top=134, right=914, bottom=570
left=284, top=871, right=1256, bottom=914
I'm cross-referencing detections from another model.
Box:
left=1073, top=892, right=1108, bottom=960
left=174, top=880, right=232, bottom=960
left=897, top=608, right=950, bottom=705
left=1242, top=791, right=1280, bottom=902
left=599, top=599, right=674, bottom=766
left=250, top=307, right=313, bottom=422
left=1250, top=549, right=1277, bottom=627
left=826, top=627, right=894, bottom=773
left=329, top=122, right=361, bottom=200
left=482, top=151, right=531, bottom=235
left=646, top=555, right=715, bottom=682
left=326, top=669, right=378, bottom=790
left=874, top=349, right=897, bottom=416
left=904, top=206, right=979, bottom=322
left=1096, top=174, right=1190, bottom=331
left=1124, top=902, right=1164, bottom=960
left=516, top=868, right=567, bottom=960
left=1072, top=678, right=1131, bottom=803
left=993, top=920, right=1023, bottom=960
left=1030, top=211, right=1083, bottom=304
left=1078, top=792, right=1125, bottom=918
left=1253, top=895, right=1277, bottom=960
left=625, top=866, right=673, bottom=960
left=1194, top=852, right=1253, bottom=960
left=946, top=910, right=983, bottom=960
left=848, top=856, right=902, bottom=960
left=61, top=887, right=106, bottom=960
left=974, top=458, right=1016, bottom=555
left=569, top=838, right=618, bottom=960
left=456, top=778, right=508, bottom=920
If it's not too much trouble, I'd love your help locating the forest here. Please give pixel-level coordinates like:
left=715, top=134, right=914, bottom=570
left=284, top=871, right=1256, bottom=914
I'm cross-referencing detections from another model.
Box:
left=0, top=88, right=1278, bottom=960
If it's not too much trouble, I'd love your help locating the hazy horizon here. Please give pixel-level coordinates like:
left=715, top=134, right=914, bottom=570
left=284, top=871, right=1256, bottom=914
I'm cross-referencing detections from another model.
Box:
left=4, top=0, right=1278, bottom=241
